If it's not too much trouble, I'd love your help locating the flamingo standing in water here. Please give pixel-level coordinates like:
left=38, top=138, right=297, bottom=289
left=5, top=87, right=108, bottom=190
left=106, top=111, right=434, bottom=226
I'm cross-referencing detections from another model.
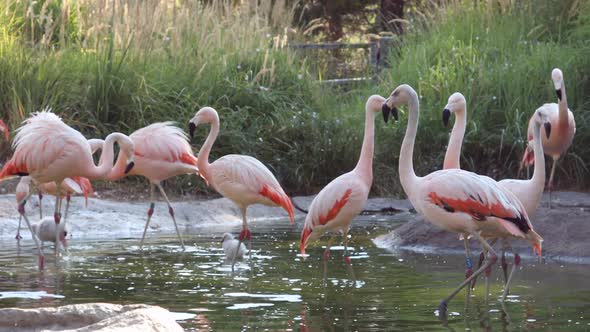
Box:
left=0, top=109, right=135, bottom=268
left=105, top=122, right=199, bottom=250
left=443, top=93, right=551, bottom=299
left=188, top=107, right=294, bottom=268
left=522, top=68, right=576, bottom=207
left=381, top=84, right=542, bottom=316
left=300, top=95, right=389, bottom=262
left=14, top=139, right=103, bottom=241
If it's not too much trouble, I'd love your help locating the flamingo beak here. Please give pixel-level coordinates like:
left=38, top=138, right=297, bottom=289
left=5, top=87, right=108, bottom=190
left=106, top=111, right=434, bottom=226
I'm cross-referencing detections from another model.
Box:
left=300, top=227, right=312, bottom=257
left=381, top=103, right=398, bottom=123
left=124, top=161, right=135, bottom=174
left=544, top=122, right=551, bottom=139
left=189, top=122, right=196, bottom=138
left=442, top=108, right=451, bottom=127
left=555, top=89, right=562, bottom=101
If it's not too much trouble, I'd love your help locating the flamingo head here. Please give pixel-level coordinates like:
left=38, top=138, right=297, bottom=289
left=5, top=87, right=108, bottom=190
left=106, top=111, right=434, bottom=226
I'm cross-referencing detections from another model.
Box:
left=442, top=92, right=466, bottom=127
left=189, top=107, right=219, bottom=138
left=0, top=120, right=8, bottom=141
left=551, top=68, right=563, bottom=101
left=300, top=225, right=321, bottom=257
left=533, top=106, right=552, bottom=139
left=383, top=84, right=418, bottom=123
left=366, top=95, right=387, bottom=116
left=221, top=233, right=234, bottom=243
left=116, top=135, right=135, bottom=174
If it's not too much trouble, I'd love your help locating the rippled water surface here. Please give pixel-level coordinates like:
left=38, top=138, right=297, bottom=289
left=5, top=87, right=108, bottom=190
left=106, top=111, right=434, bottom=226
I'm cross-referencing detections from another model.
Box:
left=1, top=217, right=589, bottom=331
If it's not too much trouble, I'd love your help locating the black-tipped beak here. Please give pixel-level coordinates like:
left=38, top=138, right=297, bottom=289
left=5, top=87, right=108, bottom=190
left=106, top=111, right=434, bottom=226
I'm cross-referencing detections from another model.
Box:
left=189, top=122, right=196, bottom=138
left=382, top=103, right=398, bottom=123
left=544, top=122, right=551, bottom=139
left=443, top=109, right=451, bottom=127
left=555, top=89, right=562, bottom=101
left=124, top=161, right=135, bottom=174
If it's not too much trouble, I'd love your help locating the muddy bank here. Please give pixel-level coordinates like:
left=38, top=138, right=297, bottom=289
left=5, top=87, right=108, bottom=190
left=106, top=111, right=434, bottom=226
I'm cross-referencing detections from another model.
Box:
left=374, top=191, right=590, bottom=264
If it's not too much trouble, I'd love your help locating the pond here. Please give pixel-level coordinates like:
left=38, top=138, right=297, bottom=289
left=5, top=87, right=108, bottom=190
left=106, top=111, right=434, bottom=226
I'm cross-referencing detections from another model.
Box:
left=0, top=216, right=589, bottom=331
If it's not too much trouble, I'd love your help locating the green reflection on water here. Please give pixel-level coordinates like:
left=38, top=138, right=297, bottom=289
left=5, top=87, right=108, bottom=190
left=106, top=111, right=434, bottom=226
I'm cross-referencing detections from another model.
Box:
left=0, top=219, right=589, bottom=331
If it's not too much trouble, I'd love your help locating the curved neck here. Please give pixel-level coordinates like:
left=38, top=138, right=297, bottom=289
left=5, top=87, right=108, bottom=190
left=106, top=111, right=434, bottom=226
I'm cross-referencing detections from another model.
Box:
left=530, top=121, right=546, bottom=185
left=197, top=119, right=219, bottom=179
left=443, top=110, right=466, bottom=169
left=399, top=93, right=420, bottom=198
left=86, top=133, right=124, bottom=180
left=353, top=109, right=376, bottom=184
left=104, top=149, right=128, bottom=181
left=558, top=82, right=569, bottom=127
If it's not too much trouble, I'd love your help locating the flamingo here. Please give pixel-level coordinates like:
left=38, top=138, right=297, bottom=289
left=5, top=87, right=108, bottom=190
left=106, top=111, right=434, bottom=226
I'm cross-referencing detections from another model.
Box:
left=188, top=107, right=294, bottom=268
left=300, top=95, right=389, bottom=263
left=381, top=84, right=542, bottom=316
left=522, top=68, right=576, bottom=207
left=221, top=233, right=248, bottom=261
left=14, top=139, right=103, bottom=240
left=0, top=119, right=8, bottom=140
left=31, top=216, right=68, bottom=251
left=443, top=93, right=551, bottom=299
left=0, top=109, right=135, bottom=268
left=105, top=122, right=199, bottom=250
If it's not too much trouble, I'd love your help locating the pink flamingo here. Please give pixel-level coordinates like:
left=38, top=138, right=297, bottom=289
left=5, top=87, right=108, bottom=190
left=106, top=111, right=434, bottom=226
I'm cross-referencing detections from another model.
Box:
left=300, top=95, right=388, bottom=262
left=522, top=68, right=576, bottom=207
left=188, top=107, right=294, bottom=268
left=0, top=119, right=8, bottom=140
left=443, top=93, right=551, bottom=299
left=0, top=109, right=135, bottom=268
left=382, top=84, right=542, bottom=316
left=105, top=122, right=200, bottom=250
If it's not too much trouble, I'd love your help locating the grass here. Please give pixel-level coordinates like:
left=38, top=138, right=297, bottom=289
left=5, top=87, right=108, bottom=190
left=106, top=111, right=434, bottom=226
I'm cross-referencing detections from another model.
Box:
left=0, top=0, right=589, bottom=198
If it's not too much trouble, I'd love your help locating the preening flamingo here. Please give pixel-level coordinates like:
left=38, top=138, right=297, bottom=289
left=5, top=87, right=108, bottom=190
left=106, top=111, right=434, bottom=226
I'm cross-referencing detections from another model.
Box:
left=105, top=122, right=199, bottom=250
left=14, top=139, right=102, bottom=240
left=381, top=84, right=542, bottom=316
left=443, top=93, right=551, bottom=299
left=300, top=95, right=389, bottom=262
left=188, top=107, right=294, bottom=268
left=0, top=109, right=135, bottom=268
left=522, top=68, right=576, bottom=207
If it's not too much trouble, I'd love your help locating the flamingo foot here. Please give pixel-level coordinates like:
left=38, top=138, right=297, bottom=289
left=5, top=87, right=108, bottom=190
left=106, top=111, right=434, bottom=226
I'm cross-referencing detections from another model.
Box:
left=239, top=229, right=251, bottom=241
left=344, top=256, right=352, bottom=265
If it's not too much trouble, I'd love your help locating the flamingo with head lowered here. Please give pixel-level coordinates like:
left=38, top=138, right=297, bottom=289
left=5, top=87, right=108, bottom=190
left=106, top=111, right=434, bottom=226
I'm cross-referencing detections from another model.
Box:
left=300, top=95, right=389, bottom=263
left=0, top=109, right=135, bottom=268
left=381, top=84, right=542, bottom=317
left=105, top=122, right=200, bottom=250
left=443, top=93, right=551, bottom=300
left=188, top=107, right=294, bottom=269
left=522, top=68, right=576, bottom=207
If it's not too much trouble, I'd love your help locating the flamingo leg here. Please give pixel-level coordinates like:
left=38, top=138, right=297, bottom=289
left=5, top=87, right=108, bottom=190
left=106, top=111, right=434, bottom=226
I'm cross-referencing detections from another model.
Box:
left=547, top=157, right=558, bottom=209
left=61, top=194, right=71, bottom=254
left=140, top=184, right=156, bottom=250
left=463, top=237, right=474, bottom=302
left=501, top=245, right=520, bottom=301
left=438, top=232, right=498, bottom=319
left=15, top=214, right=23, bottom=240
left=54, top=182, right=62, bottom=257
left=323, top=236, right=336, bottom=261
left=343, top=229, right=351, bottom=264
left=501, top=240, right=509, bottom=286
left=18, top=202, right=45, bottom=269
left=232, top=207, right=250, bottom=271
left=471, top=238, right=497, bottom=290
left=38, top=191, right=43, bottom=219
left=156, top=183, right=185, bottom=251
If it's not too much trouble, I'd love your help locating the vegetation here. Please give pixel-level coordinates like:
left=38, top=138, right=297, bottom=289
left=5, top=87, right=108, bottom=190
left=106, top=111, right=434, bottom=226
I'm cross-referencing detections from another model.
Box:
left=0, top=0, right=588, bottom=198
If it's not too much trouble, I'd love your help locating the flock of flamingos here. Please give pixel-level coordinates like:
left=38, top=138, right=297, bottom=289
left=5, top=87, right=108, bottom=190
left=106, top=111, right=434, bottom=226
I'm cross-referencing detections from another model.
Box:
left=0, top=68, right=576, bottom=316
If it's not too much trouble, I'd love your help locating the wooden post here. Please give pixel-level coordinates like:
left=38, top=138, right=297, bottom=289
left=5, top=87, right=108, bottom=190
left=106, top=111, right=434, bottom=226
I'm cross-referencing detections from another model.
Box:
left=378, top=36, right=395, bottom=69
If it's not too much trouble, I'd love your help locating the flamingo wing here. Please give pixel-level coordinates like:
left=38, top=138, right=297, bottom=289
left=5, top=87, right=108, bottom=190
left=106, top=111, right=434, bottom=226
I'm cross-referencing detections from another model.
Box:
left=423, top=169, right=532, bottom=237
left=131, top=122, right=197, bottom=165
left=210, top=154, right=294, bottom=222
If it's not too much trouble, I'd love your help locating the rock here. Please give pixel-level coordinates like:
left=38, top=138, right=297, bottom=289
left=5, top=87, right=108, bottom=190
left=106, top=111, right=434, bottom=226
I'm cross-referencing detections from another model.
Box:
left=0, top=303, right=183, bottom=332
left=374, top=192, right=590, bottom=263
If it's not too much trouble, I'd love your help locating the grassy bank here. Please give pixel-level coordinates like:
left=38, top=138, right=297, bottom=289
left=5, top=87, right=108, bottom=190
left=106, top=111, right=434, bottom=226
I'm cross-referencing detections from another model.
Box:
left=0, top=0, right=588, bottom=198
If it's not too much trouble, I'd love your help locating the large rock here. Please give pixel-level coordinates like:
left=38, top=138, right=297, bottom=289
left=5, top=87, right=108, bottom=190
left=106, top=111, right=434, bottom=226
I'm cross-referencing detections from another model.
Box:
left=374, top=192, right=590, bottom=263
left=0, top=303, right=183, bottom=332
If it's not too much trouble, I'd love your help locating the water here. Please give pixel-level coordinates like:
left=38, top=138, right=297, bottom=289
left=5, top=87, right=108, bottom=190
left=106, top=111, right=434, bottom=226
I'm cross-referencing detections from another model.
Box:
left=0, top=217, right=589, bottom=331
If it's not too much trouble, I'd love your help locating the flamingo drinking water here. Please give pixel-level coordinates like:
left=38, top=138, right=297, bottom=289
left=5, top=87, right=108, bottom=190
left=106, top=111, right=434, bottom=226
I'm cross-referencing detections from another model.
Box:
left=188, top=107, right=294, bottom=268
left=381, top=84, right=542, bottom=316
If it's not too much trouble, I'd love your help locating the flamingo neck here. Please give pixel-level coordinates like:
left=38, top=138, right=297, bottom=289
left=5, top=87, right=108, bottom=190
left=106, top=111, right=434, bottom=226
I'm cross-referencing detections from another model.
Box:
left=197, top=119, right=219, bottom=180
left=104, top=149, right=128, bottom=181
left=530, top=120, right=546, bottom=191
left=443, top=109, right=466, bottom=169
left=86, top=133, right=124, bottom=180
left=353, top=108, right=376, bottom=185
left=399, top=92, right=420, bottom=198
left=558, top=83, right=569, bottom=128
